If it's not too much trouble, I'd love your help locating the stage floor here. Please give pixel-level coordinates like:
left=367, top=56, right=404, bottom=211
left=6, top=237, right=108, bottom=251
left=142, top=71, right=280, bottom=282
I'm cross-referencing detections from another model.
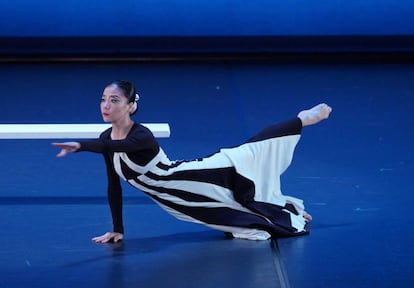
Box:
left=0, top=59, right=413, bottom=287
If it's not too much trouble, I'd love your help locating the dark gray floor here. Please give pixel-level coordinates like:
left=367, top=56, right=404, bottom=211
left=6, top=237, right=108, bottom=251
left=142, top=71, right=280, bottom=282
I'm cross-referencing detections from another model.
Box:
left=1, top=60, right=413, bottom=287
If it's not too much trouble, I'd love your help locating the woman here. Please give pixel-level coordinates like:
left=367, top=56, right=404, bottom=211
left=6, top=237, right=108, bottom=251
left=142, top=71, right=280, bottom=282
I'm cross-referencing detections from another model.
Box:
left=53, top=80, right=332, bottom=243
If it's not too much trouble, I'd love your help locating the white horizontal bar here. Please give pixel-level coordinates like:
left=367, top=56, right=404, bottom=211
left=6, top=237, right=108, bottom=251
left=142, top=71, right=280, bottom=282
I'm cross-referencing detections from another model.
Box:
left=0, top=123, right=170, bottom=139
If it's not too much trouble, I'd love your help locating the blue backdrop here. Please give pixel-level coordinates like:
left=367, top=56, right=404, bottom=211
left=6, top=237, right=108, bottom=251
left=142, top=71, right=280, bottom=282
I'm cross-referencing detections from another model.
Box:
left=1, top=0, right=414, bottom=54
left=1, top=0, right=414, bottom=36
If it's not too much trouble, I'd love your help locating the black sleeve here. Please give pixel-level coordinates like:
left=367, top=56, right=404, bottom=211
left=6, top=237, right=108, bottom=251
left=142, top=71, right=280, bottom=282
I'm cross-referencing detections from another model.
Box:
left=78, top=124, right=159, bottom=233
left=103, top=153, right=124, bottom=234
left=78, top=125, right=156, bottom=154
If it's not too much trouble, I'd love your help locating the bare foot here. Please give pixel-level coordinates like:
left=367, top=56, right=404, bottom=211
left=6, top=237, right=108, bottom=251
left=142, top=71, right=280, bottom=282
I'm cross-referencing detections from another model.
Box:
left=298, top=103, right=332, bottom=126
left=303, top=211, right=312, bottom=222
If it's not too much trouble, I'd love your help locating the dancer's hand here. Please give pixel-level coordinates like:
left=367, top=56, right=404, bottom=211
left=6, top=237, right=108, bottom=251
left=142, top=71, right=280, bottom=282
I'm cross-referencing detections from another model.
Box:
left=52, top=142, right=81, bottom=157
left=92, top=232, right=124, bottom=243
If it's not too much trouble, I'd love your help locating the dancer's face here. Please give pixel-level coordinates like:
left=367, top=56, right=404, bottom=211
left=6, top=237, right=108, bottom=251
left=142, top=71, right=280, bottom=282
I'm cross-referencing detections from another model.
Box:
left=101, top=85, right=134, bottom=123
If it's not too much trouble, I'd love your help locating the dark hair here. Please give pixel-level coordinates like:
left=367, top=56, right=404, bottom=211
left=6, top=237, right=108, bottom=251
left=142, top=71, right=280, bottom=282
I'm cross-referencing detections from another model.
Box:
left=107, top=80, right=139, bottom=115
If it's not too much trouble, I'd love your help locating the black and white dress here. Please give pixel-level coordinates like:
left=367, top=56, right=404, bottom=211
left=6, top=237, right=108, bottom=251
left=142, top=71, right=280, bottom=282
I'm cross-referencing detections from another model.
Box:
left=78, top=117, right=309, bottom=240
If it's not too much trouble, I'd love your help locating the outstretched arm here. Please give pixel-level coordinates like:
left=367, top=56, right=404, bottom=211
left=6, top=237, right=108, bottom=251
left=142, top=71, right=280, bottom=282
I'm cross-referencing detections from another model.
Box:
left=52, top=142, right=81, bottom=157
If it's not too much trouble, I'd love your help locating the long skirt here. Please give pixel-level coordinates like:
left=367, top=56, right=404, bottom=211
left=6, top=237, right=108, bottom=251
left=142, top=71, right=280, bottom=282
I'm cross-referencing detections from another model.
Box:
left=115, top=117, right=308, bottom=240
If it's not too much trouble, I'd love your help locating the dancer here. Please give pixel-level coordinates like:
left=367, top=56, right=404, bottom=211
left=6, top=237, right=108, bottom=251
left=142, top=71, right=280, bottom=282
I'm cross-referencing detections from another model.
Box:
left=53, top=80, right=332, bottom=242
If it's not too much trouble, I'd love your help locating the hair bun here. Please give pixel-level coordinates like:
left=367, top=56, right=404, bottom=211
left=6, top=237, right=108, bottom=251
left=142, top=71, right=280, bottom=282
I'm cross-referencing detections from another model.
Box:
left=130, top=93, right=140, bottom=115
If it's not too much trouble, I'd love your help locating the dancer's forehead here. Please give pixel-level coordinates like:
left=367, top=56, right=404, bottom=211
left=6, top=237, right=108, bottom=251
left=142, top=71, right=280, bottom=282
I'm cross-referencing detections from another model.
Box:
left=103, top=85, right=127, bottom=99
